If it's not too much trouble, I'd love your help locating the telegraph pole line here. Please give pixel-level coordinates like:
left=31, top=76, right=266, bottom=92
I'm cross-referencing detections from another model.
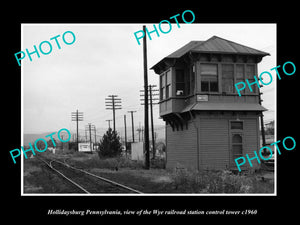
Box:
left=149, top=85, right=157, bottom=159
left=89, top=123, right=92, bottom=152
left=143, top=25, right=150, bottom=169
left=85, top=123, right=95, bottom=152
left=71, top=110, right=83, bottom=151
left=105, top=95, right=122, bottom=132
left=140, top=85, right=159, bottom=159
left=105, top=119, right=112, bottom=129
left=94, top=125, right=97, bottom=145
left=124, top=115, right=127, bottom=157
left=128, top=110, right=137, bottom=143
left=137, top=122, right=142, bottom=142
left=259, top=90, right=266, bottom=148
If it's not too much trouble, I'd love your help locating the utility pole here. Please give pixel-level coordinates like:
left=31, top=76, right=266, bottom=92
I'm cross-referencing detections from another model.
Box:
left=71, top=110, right=83, bottom=151
left=105, top=95, right=122, bottom=132
left=137, top=122, right=142, bottom=142
left=94, top=125, right=97, bottom=145
left=124, top=115, right=128, bottom=157
left=140, top=85, right=159, bottom=159
left=89, top=123, right=92, bottom=152
left=128, top=110, right=137, bottom=143
left=106, top=119, right=112, bottom=129
left=258, top=91, right=266, bottom=147
left=143, top=25, right=150, bottom=169
left=85, top=123, right=95, bottom=152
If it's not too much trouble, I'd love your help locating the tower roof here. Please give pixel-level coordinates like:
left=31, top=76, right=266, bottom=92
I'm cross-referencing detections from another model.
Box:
left=151, top=36, right=270, bottom=70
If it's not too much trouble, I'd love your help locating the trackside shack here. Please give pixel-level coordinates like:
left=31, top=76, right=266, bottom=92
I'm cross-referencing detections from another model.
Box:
left=151, top=36, right=269, bottom=171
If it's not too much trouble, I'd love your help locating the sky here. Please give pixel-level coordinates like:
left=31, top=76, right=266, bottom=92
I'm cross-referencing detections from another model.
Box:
left=22, top=23, right=276, bottom=138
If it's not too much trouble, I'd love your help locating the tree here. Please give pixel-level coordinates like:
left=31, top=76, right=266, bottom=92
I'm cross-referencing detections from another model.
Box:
left=98, top=128, right=122, bottom=158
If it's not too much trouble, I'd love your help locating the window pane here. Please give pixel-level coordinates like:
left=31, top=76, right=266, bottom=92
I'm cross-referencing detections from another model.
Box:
left=210, top=81, right=218, bottom=92
left=246, top=79, right=257, bottom=93
left=176, top=83, right=185, bottom=96
left=186, top=68, right=190, bottom=95
left=236, top=79, right=245, bottom=94
left=222, top=78, right=233, bottom=93
left=200, top=64, right=217, bottom=75
left=166, top=84, right=171, bottom=98
left=231, top=121, right=243, bottom=130
left=162, top=87, right=165, bottom=99
left=232, top=134, right=242, bottom=143
left=176, top=70, right=184, bottom=82
left=222, top=64, right=234, bottom=93
left=222, top=64, right=234, bottom=78
left=166, top=85, right=169, bottom=98
left=246, top=65, right=255, bottom=79
left=202, top=75, right=217, bottom=82
left=161, top=74, right=165, bottom=87
left=166, top=70, right=171, bottom=84
left=201, top=81, right=209, bottom=92
left=233, top=145, right=243, bottom=156
left=176, top=69, right=185, bottom=96
left=236, top=64, right=244, bottom=79
left=190, top=64, right=195, bottom=94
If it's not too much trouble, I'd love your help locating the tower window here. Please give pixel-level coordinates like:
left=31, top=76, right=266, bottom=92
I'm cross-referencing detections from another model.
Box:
left=200, top=64, right=218, bottom=92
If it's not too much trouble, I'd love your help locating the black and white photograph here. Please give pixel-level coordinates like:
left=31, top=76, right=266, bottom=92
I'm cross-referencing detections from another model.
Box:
left=21, top=23, right=276, bottom=195
left=3, top=5, right=298, bottom=221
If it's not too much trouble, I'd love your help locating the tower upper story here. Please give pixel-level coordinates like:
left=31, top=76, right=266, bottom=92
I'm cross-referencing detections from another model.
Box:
left=151, top=36, right=270, bottom=117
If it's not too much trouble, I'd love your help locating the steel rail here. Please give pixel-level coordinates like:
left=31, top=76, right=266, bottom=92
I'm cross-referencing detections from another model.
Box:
left=36, top=156, right=143, bottom=194
left=53, top=159, right=143, bottom=194
left=36, top=156, right=90, bottom=193
left=49, top=160, right=90, bottom=194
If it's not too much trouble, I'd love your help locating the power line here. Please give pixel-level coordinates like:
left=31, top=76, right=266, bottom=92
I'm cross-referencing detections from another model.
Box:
left=142, top=25, right=150, bottom=170
left=140, top=84, right=159, bottom=159
left=128, top=110, right=137, bottom=143
left=71, top=110, right=83, bottom=151
left=105, top=95, right=122, bottom=132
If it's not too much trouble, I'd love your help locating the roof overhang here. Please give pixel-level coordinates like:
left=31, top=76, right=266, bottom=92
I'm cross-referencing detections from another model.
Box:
left=181, top=102, right=267, bottom=113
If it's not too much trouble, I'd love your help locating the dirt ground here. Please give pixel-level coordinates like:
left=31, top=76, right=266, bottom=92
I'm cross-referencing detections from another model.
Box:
left=23, top=151, right=275, bottom=194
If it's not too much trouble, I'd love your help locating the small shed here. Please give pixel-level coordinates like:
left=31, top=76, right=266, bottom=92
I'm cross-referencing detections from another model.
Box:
left=131, top=142, right=144, bottom=161
left=151, top=36, right=269, bottom=171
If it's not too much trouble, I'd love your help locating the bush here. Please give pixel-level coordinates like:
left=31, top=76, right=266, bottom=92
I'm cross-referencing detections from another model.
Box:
left=172, top=168, right=255, bottom=193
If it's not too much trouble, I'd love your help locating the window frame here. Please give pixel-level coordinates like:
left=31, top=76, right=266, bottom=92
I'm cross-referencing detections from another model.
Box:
left=159, top=69, right=172, bottom=101
left=229, top=120, right=244, bottom=160
left=200, top=63, right=219, bottom=93
left=175, top=69, right=185, bottom=96
left=222, top=63, right=234, bottom=94
left=231, top=133, right=244, bottom=158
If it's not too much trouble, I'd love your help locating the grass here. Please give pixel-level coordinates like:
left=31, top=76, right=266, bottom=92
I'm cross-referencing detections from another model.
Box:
left=171, top=168, right=274, bottom=193
left=65, top=152, right=274, bottom=194
left=24, top=150, right=274, bottom=194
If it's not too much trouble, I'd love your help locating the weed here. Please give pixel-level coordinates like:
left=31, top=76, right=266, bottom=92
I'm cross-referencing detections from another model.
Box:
left=171, top=167, right=273, bottom=193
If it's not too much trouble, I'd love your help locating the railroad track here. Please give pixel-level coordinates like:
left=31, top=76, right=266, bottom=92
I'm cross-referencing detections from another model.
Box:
left=36, top=157, right=143, bottom=194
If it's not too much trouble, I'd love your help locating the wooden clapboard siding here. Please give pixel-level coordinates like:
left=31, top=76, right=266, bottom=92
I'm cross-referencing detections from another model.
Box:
left=199, top=116, right=230, bottom=170
left=197, top=113, right=260, bottom=170
left=242, top=117, right=260, bottom=169
left=165, top=113, right=261, bottom=170
left=166, top=121, right=198, bottom=169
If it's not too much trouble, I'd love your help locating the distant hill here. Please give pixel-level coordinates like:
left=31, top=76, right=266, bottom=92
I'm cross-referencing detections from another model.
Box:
left=23, top=125, right=166, bottom=146
left=23, top=132, right=57, bottom=146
